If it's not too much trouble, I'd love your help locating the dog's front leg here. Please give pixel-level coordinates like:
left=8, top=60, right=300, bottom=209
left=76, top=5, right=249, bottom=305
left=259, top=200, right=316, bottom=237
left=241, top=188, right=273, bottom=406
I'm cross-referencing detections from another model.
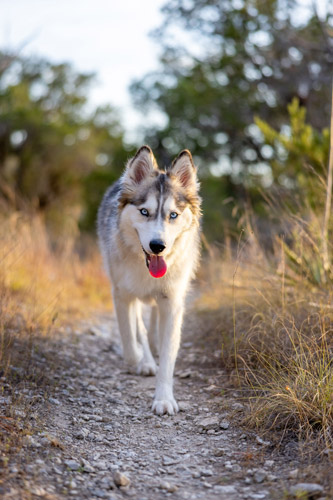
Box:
left=152, top=298, right=183, bottom=415
left=113, top=293, right=142, bottom=372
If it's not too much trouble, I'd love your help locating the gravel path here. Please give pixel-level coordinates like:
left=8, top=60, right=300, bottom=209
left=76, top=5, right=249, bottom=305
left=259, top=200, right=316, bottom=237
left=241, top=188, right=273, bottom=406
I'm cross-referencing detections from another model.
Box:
left=0, top=306, right=327, bottom=499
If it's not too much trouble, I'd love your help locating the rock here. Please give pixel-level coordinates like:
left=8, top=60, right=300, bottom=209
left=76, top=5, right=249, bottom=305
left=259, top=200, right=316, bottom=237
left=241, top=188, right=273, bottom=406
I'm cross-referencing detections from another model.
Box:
left=256, top=436, right=271, bottom=446
left=219, top=419, right=230, bottom=430
left=114, top=471, right=130, bottom=487
left=214, top=485, right=237, bottom=494
left=23, top=436, right=40, bottom=448
left=264, top=460, right=274, bottom=468
left=94, top=460, right=109, bottom=471
left=232, top=402, right=244, bottom=410
left=288, top=468, right=299, bottom=479
left=254, top=469, right=267, bottom=483
left=200, top=469, right=213, bottom=477
left=48, top=397, right=60, bottom=405
left=82, top=463, right=95, bottom=473
left=159, top=481, right=178, bottom=493
left=196, top=416, right=219, bottom=431
left=64, top=460, right=81, bottom=471
left=290, top=483, right=324, bottom=497
left=90, top=488, right=109, bottom=499
left=162, top=456, right=181, bottom=466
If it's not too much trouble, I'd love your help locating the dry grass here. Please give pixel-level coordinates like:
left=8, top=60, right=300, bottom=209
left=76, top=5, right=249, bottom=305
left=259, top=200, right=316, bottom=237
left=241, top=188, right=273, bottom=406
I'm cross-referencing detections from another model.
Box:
left=0, top=213, right=111, bottom=460
left=197, top=226, right=333, bottom=457
left=1, top=213, right=110, bottom=329
left=0, top=212, right=110, bottom=370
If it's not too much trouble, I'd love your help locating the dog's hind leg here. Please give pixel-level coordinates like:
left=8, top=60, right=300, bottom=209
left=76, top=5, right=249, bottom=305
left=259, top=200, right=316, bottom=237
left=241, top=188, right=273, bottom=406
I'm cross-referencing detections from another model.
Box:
left=136, top=301, right=157, bottom=376
left=148, top=305, right=159, bottom=357
left=113, top=292, right=143, bottom=373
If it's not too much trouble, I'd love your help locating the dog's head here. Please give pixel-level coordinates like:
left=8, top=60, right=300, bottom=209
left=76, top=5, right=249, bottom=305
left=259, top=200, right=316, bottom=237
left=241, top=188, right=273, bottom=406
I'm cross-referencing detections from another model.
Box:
left=119, top=145, right=201, bottom=278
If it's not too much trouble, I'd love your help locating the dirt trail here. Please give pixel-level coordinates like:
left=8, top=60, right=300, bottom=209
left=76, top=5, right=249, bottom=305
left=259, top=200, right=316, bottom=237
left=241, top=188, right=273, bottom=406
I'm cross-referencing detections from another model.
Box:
left=1, top=305, right=322, bottom=500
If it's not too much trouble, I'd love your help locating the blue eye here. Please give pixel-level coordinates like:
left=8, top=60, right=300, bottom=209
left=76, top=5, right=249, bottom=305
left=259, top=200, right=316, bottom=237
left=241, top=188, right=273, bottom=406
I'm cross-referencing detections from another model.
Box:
left=170, top=212, right=178, bottom=219
left=140, top=208, right=149, bottom=217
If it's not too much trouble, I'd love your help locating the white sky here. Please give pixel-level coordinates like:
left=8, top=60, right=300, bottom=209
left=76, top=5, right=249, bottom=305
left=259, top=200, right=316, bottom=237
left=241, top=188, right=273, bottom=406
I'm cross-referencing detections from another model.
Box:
left=0, top=0, right=329, bottom=142
left=0, top=0, right=166, bottom=140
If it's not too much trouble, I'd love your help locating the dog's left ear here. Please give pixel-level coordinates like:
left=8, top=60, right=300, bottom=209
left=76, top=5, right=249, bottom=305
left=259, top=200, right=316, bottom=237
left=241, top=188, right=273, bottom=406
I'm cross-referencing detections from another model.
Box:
left=169, top=150, right=198, bottom=190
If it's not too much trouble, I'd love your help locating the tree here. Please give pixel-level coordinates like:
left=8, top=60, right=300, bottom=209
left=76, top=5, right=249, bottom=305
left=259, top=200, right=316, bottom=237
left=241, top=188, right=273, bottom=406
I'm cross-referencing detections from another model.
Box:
left=130, top=0, right=333, bottom=172
left=0, top=52, right=132, bottom=230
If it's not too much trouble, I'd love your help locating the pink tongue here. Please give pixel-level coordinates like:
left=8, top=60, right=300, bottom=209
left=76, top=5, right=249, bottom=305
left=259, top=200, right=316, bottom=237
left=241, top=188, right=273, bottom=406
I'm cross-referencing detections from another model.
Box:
left=149, top=255, right=167, bottom=278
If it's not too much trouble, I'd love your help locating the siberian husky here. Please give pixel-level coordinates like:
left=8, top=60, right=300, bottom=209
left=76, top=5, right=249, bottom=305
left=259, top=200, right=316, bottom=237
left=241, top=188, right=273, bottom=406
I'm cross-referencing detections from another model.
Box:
left=97, top=146, right=201, bottom=415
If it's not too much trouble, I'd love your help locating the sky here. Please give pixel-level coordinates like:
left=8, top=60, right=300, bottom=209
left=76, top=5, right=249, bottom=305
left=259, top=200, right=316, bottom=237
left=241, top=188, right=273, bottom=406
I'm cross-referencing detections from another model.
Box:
left=1, top=0, right=328, bottom=142
left=0, top=0, right=166, bottom=139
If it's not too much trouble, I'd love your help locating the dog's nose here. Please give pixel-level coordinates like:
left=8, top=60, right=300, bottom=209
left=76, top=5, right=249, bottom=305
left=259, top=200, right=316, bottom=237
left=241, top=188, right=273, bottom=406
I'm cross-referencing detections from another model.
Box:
left=149, top=239, right=166, bottom=254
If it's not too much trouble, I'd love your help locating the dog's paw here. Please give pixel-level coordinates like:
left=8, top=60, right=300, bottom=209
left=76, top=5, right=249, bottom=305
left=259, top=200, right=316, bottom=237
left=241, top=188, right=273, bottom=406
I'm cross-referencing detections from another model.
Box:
left=137, top=359, right=157, bottom=376
left=152, top=397, right=179, bottom=416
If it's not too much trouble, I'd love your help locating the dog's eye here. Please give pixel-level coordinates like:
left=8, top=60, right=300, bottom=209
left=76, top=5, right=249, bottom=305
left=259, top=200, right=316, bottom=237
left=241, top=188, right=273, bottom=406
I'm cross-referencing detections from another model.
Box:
left=170, top=212, right=178, bottom=220
left=140, top=208, right=149, bottom=217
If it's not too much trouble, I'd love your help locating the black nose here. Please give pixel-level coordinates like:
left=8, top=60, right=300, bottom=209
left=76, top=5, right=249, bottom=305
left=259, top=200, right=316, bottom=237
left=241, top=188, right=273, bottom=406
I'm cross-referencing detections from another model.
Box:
left=149, top=239, right=166, bottom=254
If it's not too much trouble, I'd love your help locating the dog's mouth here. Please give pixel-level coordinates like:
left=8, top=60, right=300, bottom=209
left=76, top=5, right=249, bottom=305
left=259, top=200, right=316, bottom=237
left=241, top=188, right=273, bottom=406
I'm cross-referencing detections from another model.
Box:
left=142, top=248, right=167, bottom=278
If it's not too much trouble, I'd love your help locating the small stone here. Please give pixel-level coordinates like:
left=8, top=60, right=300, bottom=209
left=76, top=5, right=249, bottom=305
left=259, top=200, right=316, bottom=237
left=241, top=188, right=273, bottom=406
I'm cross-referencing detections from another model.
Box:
left=232, top=402, right=244, bottom=410
left=162, top=456, right=181, bottom=466
left=159, top=481, right=178, bottom=493
left=48, top=397, right=60, bottom=405
left=23, top=436, right=40, bottom=448
left=213, top=448, right=224, bottom=457
left=267, top=474, right=277, bottom=481
left=256, top=436, right=271, bottom=446
left=192, top=471, right=201, bottom=478
left=94, top=460, right=108, bottom=471
left=82, top=463, right=95, bottom=473
left=90, top=488, right=108, bottom=499
left=65, top=460, right=81, bottom=471
left=114, top=471, right=130, bottom=487
left=264, top=460, right=274, bottom=468
left=219, top=419, right=230, bottom=430
left=196, top=416, right=219, bottom=430
left=200, top=469, right=213, bottom=477
left=254, top=469, right=267, bottom=483
left=178, top=401, right=191, bottom=412
left=288, top=468, right=299, bottom=479
left=214, top=485, right=237, bottom=494
left=290, top=483, right=324, bottom=497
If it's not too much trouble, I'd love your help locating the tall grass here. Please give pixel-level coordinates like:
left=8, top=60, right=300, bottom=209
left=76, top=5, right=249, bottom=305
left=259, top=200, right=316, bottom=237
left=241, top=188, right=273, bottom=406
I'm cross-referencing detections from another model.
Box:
left=0, top=213, right=110, bottom=377
left=198, top=195, right=333, bottom=456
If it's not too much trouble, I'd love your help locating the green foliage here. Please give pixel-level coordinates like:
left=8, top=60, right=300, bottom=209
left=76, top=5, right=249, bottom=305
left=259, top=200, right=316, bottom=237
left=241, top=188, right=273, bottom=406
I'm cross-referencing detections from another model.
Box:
left=0, top=52, right=131, bottom=230
left=255, top=99, right=332, bottom=286
left=131, top=0, right=332, bottom=170
left=255, top=98, right=330, bottom=203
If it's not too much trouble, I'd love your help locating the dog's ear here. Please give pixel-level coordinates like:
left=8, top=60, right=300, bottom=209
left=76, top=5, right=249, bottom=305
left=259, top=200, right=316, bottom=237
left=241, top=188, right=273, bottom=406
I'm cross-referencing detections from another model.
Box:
left=125, top=145, right=158, bottom=184
left=169, top=150, right=198, bottom=190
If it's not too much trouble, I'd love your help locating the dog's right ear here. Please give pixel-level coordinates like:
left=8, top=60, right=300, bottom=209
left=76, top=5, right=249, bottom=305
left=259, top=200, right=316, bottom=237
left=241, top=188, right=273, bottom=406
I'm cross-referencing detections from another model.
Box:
left=125, top=146, right=158, bottom=184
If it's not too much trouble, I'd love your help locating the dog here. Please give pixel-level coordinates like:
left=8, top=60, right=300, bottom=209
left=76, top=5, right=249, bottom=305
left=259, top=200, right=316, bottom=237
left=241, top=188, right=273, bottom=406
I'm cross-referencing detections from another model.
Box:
left=97, top=145, right=201, bottom=415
